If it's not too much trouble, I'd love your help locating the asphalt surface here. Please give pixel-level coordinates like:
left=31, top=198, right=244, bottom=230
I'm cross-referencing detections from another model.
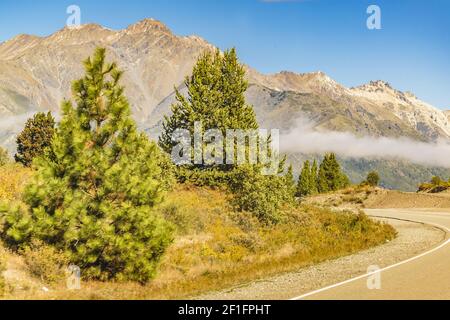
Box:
left=293, top=209, right=450, bottom=300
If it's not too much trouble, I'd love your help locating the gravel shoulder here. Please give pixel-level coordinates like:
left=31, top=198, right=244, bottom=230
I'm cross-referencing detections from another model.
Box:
left=196, top=218, right=446, bottom=300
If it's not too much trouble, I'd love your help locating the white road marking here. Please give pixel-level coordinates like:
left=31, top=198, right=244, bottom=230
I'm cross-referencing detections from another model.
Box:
left=290, top=213, right=450, bottom=300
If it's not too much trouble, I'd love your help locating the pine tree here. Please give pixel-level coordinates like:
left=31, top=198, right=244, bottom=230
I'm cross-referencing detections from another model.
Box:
left=297, top=160, right=312, bottom=197
left=159, top=48, right=258, bottom=165
left=317, top=161, right=329, bottom=193
left=285, top=165, right=296, bottom=198
left=15, top=112, right=55, bottom=167
left=310, top=159, right=319, bottom=194
left=2, top=48, right=174, bottom=283
left=159, top=48, right=292, bottom=222
left=317, top=153, right=349, bottom=193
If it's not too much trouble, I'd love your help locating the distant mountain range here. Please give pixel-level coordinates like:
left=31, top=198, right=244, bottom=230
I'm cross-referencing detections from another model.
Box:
left=0, top=18, right=449, bottom=190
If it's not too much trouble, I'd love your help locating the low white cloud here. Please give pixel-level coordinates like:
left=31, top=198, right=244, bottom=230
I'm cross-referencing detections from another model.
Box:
left=280, top=118, right=450, bottom=168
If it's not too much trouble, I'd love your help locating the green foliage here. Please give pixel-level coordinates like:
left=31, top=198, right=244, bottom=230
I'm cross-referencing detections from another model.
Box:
left=1, top=48, right=174, bottom=283
left=418, top=175, right=450, bottom=193
left=339, top=157, right=450, bottom=192
left=317, top=153, right=350, bottom=193
left=228, top=165, right=293, bottom=224
left=431, top=176, right=443, bottom=186
left=14, top=112, right=55, bottom=167
left=297, top=154, right=349, bottom=197
left=285, top=165, right=296, bottom=199
left=159, top=48, right=258, bottom=163
left=159, top=48, right=292, bottom=222
left=0, top=147, right=9, bottom=167
left=365, top=171, right=380, bottom=187
left=297, top=160, right=312, bottom=197
left=310, top=160, right=319, bottom=194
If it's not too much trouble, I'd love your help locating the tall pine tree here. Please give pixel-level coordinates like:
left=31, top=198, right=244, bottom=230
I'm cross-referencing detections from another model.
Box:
left=297, top=160, right=312, bottom=197
left=285, top=165, right=296, bottom=199
left=2, top=48, right=174, bottom=283
left=159, top=48, right=258, bottom=167
left=310, top=159, right=319, bottom=194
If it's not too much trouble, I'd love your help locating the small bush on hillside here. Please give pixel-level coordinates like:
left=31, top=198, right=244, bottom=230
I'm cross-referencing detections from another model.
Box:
left=20, top=239, right=69, bottom=285
left=228, top=165, right=293, bottom=224
left=418, top=176, right=450, bottom=193
left=0, top=165, right=32, bottom=201
left=364, top=171, right=380, bottom=187
left=15, top=112, right=55, bottom=167
left=0, top=147, right=9, bottom=167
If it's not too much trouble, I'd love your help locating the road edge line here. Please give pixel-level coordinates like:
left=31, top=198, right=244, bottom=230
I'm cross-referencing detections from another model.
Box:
left=289, top=213, right=449, bottom=300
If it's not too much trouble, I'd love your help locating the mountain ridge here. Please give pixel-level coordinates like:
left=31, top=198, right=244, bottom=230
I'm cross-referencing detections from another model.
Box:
left=1, top=19, right=448, bottom=142
left=0, top=19, right=449, bottom=191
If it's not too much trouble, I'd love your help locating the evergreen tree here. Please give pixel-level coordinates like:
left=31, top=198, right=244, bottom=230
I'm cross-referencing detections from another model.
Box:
left=310, top=159, right=319, bottom=194
left=317, top=162, right=329, bottom=193
left=317, top=153, right=349, bottom=193
left=285, top=165, right=296, bottom=199
left=159, top=48, right=292, bottom=222
left=15, top=112, right=55, bottom=167
left=2, top=48, right=174, bottom=283
left=297, top=160, right=312, bottom=197
left=159, top=48, right=258, bottom=166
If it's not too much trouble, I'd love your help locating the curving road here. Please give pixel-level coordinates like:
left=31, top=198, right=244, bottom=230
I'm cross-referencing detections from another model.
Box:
left=292, top=209, right=450, bottom=300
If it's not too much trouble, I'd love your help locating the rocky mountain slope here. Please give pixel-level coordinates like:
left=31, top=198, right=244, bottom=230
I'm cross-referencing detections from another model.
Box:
left=0, top=19, right=449, bottom=190
left=0, top=19, right=214, bottom=121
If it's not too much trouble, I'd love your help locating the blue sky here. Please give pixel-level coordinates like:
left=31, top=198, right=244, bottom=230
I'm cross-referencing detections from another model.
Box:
left=0, top=0, right=449, bottom=108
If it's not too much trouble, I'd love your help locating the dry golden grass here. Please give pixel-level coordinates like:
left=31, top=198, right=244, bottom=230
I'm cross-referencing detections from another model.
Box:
left=0, top=164, right=32, bottom=202
left=0, top=168, right=396, bottom=300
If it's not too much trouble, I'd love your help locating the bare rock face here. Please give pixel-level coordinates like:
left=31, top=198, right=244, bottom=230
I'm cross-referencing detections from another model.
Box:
left=0, top=18, right=449, bottom=150
left=0, top=19, right=215, bottom=123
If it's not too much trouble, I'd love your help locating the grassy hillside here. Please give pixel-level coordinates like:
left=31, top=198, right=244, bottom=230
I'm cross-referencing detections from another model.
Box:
left=0, top=165, right=395, bottom=299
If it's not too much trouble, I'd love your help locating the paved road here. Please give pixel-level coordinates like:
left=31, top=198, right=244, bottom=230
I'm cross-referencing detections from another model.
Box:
left=293, top=209, right=450, bottom=300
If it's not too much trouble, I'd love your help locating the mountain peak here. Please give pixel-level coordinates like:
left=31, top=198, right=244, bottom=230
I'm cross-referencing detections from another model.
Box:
left=370, top=80, right=392, bottom=89
left=352, top=80, right=395, bottom=93
left=56, top=23, right=110, bottom=34
left=126, top=18, right=171, bottom=34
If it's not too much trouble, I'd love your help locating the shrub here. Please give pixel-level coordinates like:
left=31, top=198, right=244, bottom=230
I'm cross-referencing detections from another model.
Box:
left=0, top=165, right=32, bottom=201
left=365, top=171, right=380, bottom=187
left=20, top=239, right=69, bottom=285
left=0, top=147, right=9, bottom=167
left=418, top=176, right=450, bottom=193
left=228, top=165, right=292, bottom=224
left=15, top=112, right=55, bottom=167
